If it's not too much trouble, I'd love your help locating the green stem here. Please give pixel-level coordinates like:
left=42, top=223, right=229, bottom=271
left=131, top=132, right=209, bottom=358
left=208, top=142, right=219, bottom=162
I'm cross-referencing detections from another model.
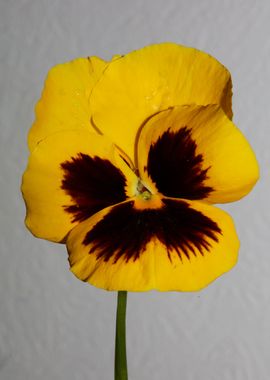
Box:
left=114, top=291, right=128, bottom=380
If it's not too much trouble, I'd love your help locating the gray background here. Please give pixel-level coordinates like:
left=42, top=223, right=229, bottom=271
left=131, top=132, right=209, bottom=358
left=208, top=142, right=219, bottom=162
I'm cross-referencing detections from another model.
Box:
left=0, top=0, right=269, bottom=379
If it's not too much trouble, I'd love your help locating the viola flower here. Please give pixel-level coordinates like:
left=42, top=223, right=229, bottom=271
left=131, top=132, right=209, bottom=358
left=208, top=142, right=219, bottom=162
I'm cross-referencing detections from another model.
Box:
left=22, top=43, right=259, bottom=292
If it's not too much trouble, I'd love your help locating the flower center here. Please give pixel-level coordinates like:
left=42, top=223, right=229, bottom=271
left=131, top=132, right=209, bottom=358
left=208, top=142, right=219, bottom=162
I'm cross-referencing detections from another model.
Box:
left=141, top=190, right=152, bottom=200
left=134, top=180, right=163, bottom=210
left=137, top=180, right=152, bottom=201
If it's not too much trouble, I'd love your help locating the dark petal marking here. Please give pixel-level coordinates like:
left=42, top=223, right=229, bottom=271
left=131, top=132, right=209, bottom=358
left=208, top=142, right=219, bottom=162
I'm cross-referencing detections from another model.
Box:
left=147, top=127, right=213, bottom=199
left=61, top=153, right=127, bottom=222
left=83, top=198, right=222, bottom=263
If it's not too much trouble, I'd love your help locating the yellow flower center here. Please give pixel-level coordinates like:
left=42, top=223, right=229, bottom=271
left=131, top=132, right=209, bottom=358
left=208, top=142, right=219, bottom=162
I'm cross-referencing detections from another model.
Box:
left=136, top=180, right=153, bottom=201
left=135, top=181, right=162, bottom=209
left=141, top=190, right=152, bottom=200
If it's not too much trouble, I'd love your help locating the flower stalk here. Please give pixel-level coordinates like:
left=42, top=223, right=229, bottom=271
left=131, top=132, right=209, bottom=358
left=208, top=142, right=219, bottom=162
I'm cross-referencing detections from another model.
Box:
left=115, top=291, right=128, bottom=380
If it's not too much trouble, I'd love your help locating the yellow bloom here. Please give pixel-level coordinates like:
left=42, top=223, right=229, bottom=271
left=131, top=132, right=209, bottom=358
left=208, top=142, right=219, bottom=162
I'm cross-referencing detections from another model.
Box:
left=22, top=43, right=259, bottom=291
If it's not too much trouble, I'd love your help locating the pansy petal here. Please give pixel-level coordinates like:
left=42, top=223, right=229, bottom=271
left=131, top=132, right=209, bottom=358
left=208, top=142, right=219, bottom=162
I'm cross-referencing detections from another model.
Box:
left=22, top=130, right=137, bottom=243
left=90, top=43, right=232, bottom=159
left=67, top=197, right=239, bottom=291
left=138, top=105, right=259, bottom=203
left=28, top=56, right=107, bottom=151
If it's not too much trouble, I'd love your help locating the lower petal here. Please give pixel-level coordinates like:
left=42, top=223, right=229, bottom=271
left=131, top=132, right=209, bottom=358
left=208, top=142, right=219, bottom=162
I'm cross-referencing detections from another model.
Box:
left=67, top=197, right=239, bottom=291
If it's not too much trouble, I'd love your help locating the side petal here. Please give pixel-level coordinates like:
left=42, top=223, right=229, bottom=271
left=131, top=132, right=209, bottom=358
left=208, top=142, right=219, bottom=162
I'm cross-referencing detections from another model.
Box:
left=90, top=42, right=232, bottom=160
left=28, top=56, right=107, bottom=151
left=138, top=105, right=259, bottom=203
left=67, top=197, right=239, bottom=291
left=22, top=130, right=137, bottom=242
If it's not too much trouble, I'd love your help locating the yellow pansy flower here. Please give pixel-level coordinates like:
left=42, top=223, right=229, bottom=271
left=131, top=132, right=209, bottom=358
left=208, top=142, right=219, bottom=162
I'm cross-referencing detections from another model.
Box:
left=22, top=43, right=259, bottom=292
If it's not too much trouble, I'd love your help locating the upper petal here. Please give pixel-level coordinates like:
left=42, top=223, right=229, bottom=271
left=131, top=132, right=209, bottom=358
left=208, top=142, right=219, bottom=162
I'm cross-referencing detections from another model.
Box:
left=67, top=197, right=239, bottom=291
left=90, top=43, right=232, bottom=160
left=22, top=130, right=137, bottom=243
left=137, top=105, right=259, bottom=204
left=28, top=56, right=107, bottom=151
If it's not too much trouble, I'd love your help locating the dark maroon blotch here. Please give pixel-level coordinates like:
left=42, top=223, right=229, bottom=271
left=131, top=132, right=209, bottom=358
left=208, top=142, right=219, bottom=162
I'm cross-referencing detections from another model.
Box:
left=147, top=127, right=213, bottom=199
left=61, top=153, right=127, bottom=222
left=83, top=198, right=221, bottom=263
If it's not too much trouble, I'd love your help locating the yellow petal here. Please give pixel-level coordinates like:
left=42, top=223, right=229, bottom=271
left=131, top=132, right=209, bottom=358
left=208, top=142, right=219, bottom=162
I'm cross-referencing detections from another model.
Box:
left=67, top=197, right=239, bottom=291
left=138, top=105, right=259, bottom=203
left=90, top=42, right=232, bottom=160
left=28, top=56, right=107, bottom=151
left=22, top=130, right=137, bottom=242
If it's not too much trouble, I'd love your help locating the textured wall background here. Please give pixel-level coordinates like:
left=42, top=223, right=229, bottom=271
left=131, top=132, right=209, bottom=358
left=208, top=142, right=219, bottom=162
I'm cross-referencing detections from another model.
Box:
left=0, top=0, right=269, bottom=379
